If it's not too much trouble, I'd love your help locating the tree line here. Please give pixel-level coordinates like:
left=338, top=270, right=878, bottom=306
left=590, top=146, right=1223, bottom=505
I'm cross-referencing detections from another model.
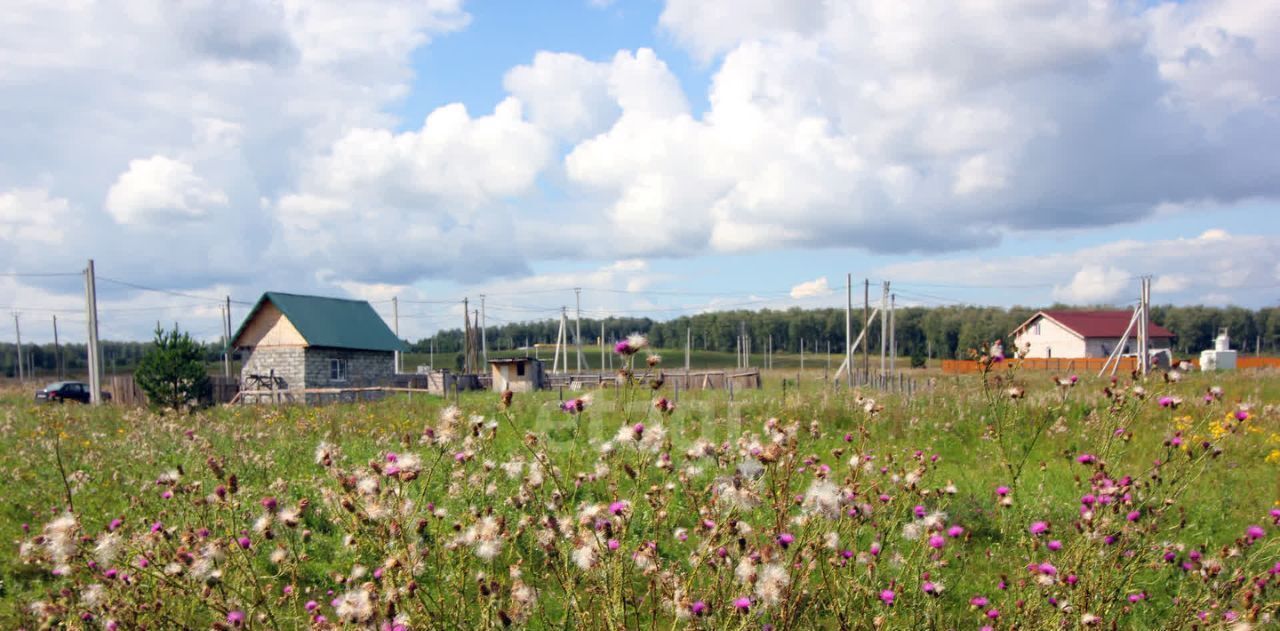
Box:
left=408, top=304, right=1280, bottom=361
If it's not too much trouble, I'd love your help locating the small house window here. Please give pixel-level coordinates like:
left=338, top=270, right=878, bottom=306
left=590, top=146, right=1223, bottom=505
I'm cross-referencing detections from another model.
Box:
left=1032, top=322, right=1041, bottom=335
left=330, top=358, right=347, bottom=382
left=516, top=362, right=526, bottom=377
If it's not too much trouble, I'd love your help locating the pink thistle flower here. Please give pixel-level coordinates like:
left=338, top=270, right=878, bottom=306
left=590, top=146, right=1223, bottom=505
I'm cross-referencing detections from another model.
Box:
left=607, top=539, right=620, bottom=551
left=928, top=535, right=946, bottom=550
left=160, top=490, right=172, bottom=499
left=1066, top=574, right=1078, bottom=586
left=1126, top=510, right=1141, bottom=522
left=108, top=518, right=122, bottom=531
left=614, top=340, right=632, bottom=355
left=237, top=536, right=251, bottom=549
left=1076, top=454, right=1096, bottom=464
left=995, top=486, right=1010, bottom=497
left=913, top=505, right=926, bottom=518
left=1234, top=409, right=1249, bottom=421
left=1158, top=396, right=1174, bottom=408
left=691, top=601, right=708, bottom=616
left=1029, top=521, right=1049, bottom=535
left=1047, top=540, right=1062, bottom=551
left=987, top=609, right=1000, bottom=619
left=733, top=597, right=752, bottom=611
left=1245, top=525, right=1266, bottom=541
left=305, top=601, right=319, bottom=612
left=261, top=497, right=278, bottom=510
left=227, top=610, right=246, bottom=627
left=150, top=521, right=163, bottom=533
left=879, top=589, right=895, bottom=605
left=870, top=542, right=882, bottom=556
left=947, top=525, right=965, bottom=538
left=922, top=581, right=938, bottom=595
left=1128, top=592, right=1145, bottom=603
left=777, top=532, right=795, bottom=548
left=970, top=596, right=989, bottom=608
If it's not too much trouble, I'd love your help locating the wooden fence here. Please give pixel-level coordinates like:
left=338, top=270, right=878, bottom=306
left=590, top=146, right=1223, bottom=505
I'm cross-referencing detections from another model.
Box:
left=941, top=356, right=1280, bottom=374
left=105, top=374, right=240, bottom=407
left=941, top=358, right=1138, bottom=375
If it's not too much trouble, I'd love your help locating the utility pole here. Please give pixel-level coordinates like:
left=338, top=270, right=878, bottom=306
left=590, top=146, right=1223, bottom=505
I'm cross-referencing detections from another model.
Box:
left=889, top=293, right=896, bottom=379
left=573, top=288, right=583, bottom=372
left=393, top=296, right=401, bottom=374
left=474, top=309, right=481, bottom=374
left=224, top=296, right=233, bottom=377
left=462, top=298, right=471, bottom=374
left=862, top=279, right=870, bottom=380
left=12, top=313, right=23, bottom=383
left=600, top=321, right=606, bottom=371
left=685, top=326, right=691, bottom=372
left=52, top=314, right=62, bottom=379
left=845, top=273, right=852, bottom=387
left=85, top=259, right=102, bottom=404
left=880, top=281, right=889, bottom=375
left=479, top=295, right=488, bottom=365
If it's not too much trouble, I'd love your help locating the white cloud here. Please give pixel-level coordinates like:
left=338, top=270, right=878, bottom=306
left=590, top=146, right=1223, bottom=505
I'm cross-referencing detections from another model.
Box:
left=878, top=228, right=1280, bottom=307
left=0, top=188, right=71, bottom=244
left=1152, top=274, right=1190, bottom=293
left=1053, top=265, right=1132, bottom=303
left=105, top=156, right=228, bottom=223
left=790, top=276, right=831, bottom=298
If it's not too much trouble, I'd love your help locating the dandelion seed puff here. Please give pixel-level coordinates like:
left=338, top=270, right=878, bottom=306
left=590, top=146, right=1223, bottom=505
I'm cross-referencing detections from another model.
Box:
left=93, top=531, right=121, bottom=566
left=754, top=563, right=790, bottom=607
left=572, top=542, right=598, bottom=571
left=334, top=588, right=375, bottom=623
left=81, top=583, right=105, bottom=608
left=803, top=480, right=842, bottom=519
left=639, top=425, right=666, bottom=453
left=270, top=547, right=288, bottom=565
left=735, top=556, right=757, bottom=584
left=253, top=512, right=274, bottom=534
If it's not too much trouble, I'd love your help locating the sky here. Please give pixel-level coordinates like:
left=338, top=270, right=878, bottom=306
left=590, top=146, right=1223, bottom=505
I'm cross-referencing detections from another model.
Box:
left=2, top=0, right=1279, bottom=345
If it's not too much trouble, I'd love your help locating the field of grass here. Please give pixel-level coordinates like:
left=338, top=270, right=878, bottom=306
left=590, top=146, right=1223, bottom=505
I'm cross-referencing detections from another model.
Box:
left=401, top=347, right=912, bottom=374
left=1, top=362, right=1278, bottom=629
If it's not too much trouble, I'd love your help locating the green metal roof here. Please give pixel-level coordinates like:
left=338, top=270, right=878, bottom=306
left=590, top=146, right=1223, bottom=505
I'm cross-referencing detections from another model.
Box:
left=232, top=292, right=407, bottom=352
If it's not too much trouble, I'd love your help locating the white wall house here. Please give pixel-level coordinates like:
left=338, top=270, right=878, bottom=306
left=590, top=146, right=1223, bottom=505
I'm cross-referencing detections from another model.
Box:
left=1011, top=310, right=1174, bottom=359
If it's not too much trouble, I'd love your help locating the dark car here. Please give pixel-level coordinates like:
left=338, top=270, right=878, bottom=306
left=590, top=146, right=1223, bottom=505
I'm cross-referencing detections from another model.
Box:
left=35, top=381, right=111, bottom=404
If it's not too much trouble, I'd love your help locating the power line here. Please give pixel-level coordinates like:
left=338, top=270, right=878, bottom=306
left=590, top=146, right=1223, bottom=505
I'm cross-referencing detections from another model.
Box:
left=96, top=276, right=252, bottom=305
left=0, top=271, right=82, bottom=278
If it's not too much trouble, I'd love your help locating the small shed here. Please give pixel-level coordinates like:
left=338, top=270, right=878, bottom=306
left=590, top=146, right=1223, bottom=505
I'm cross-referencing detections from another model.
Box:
left=489, top=357, right=546, bottom=392
left=231, top=292, right=406, bottom=402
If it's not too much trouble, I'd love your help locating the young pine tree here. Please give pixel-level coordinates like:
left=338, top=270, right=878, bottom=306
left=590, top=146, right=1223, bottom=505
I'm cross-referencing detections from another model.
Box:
left=135, top=325, right=212, bottom=412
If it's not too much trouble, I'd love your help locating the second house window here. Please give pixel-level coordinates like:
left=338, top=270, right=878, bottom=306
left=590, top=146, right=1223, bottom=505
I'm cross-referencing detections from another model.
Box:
left=330, top=358, right=347, bottom=382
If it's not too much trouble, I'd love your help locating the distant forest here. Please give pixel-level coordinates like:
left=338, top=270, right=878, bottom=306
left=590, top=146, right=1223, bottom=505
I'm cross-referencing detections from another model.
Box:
left=406, top=304, right=1280, bottom=360
left=3, top=304, right=1277, bottom=378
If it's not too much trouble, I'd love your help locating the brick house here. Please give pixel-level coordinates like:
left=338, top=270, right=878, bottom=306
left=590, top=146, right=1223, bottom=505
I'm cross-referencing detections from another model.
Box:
left=1011, top=310, right=1174, bottom=359
left=230, top=292, right=405, bottom=403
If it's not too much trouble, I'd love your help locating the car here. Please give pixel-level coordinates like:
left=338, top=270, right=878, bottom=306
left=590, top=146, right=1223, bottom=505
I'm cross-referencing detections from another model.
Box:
left=34, top=381, right=112, bottom=404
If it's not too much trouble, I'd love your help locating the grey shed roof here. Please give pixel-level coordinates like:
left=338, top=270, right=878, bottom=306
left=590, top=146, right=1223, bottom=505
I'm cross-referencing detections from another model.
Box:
left=232, top=292, right=407, bottom=352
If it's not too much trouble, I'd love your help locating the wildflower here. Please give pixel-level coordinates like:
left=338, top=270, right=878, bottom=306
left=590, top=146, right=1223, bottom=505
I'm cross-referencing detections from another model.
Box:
left=227, top=611, right=246, bottom=627
left=1047, top=540, right=1062, bottom=551
left=1076, top=453, right=1096, bottom=464
left=947, top=525, right=965, bottom=538
left=334, top=588, right=375, bottom=623
left=879, top=589, right=895, bottom=605
left=1235, top=409, right=1249, bottom=421
left=690, top=601, right=708, bottom=616
left=1029, top=521, right=1049, bottom=535
left=777, top=532, right=795, bottom=548
left=928, top=535, right=946, bottom=550
left=996, top=486, right=1010, bottom=497
left=1126, top=510, right=1141, bottom=522
left=305, top=601, right=319, bottom=612
left=970, top=596, right=989, bottom=608
left=755, top=563, right=790, bottom=607
left=733, top=597, right=752, bottom=612
left=922, top=581, right=942, bottom=595
left=1245, top=525, right=1266, bottom=541
left=615, top=334, right=648, bottom=355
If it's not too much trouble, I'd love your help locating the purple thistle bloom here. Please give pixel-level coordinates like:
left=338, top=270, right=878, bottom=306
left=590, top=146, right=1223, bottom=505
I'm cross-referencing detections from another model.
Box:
left=608, top=501, right=628, bottom=516
left=261, top=497, right=278, bottom=510
left=227, top=610, right=246, bottom=627
left=150, top=521, right=163, bottom=533
left=1076, top=454, right=1096, bottom=464
left=1029, top=521, right=1049, bottom=535
left=879, top=589, right=895, bottom=605
left=691, top=601, right=708, bottom=616
left=947, top=525, right=965, bottom=538
left=1158, top=396, right=1174, bottom=408
left=928, top=534, right=945, bottom=549
left=733, top=597, right=752, bottom=611
left=996, top=486, right=1010, bottom=497
left=614, top=340, right=632, bottom=355
left=1126, top=510, right=1141, bottom=522
left=1235, top=409, right=1249, bottom=421
left=1246, top=525, right=1266, bottom=541
left=970, top=596, right=988, bottom=608
left=1047, top=540, right=1062, bottom=551
left=237, top=536, right=251, bottom=549
left=108, top=518, right=122, bottom=531
left=305, top=600, right=319, bottom=612
left=777, top=532, right=795, bottom=548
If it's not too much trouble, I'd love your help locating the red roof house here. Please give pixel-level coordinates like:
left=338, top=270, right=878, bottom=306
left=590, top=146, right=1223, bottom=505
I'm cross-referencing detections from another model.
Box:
left=1011, top=310, right=1174, bottom=359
